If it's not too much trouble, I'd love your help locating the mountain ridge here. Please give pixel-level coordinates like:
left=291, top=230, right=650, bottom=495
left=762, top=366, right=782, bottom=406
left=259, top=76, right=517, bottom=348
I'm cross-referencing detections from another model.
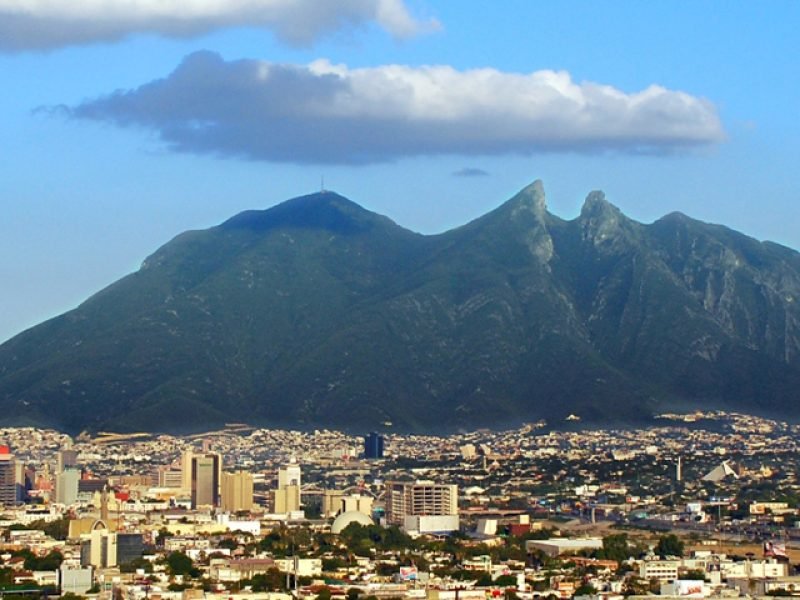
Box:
left=2, top=181, right=800, bottom=434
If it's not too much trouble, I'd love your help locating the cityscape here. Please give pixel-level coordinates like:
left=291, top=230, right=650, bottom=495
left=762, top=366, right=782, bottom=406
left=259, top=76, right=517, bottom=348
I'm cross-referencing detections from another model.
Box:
left=1, top=2, right=798, bottom=600
left=1, top=411, right=800, bottom=599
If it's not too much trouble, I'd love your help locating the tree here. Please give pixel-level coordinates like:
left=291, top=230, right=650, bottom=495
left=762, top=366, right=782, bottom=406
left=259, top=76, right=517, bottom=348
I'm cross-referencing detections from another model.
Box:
left=166, top=552, right=196, bottom=577
left=655, top=534, right=684, bottom=558
left=494, top=575, right=517, bottom=587
left=574, top=583, right=597, bottom=596
left=598, top=534, right=630, bottom=562
left=40, top=517, right=71, bottom=541
left=217, top=538, right=239, bottom=551
left=623, top=575, right=650, bottom=596
left=322, top=557, right=347, bottom=572
left=248, top=568, right=285, bottom=592
left=14, top=549, right=63, bottom=571
left=120, top=557, right=153, bottom=573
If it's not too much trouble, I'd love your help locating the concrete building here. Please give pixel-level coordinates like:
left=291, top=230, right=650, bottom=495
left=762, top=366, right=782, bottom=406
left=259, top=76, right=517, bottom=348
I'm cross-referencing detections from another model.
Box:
left=191, top=453, right=220, bottom=508
left=274, top=558, right=322, bottom=578
left=56, top=449, right=78, bottom=473
left=158, top=466, right=184, bottom=489
left=181, top=449, right=194, bottom=492
left=210, top=558, right=276, bottom=582
left=273, top=484, right=300, bottom=513
left=526, top=538, right=604, bottom=558
left=639, top=559, right=680, bottom=582
left=273, top=459, right=302, bottom=514
left=322, top=490, right=345, bottom=518
left=278, top=459, right=301, bottom=489
left=0, top=446, right=23, bottom=506
left=55, top=468, right=80, bottom=505
left=427, top=589, right=486, bottom=600
left=385, top=480, right=458, bottom=532
left=59, top=566, right=93, bottom=595
left=364, top=432, right=385, bottom=459
left=81, top=529, right=144, bottom=569
left=221, top=471, right=254, bottom=513
left=322, top=490, right=372, bottom=518
left=341, top=494, right=373, bottom=516
left=403, top=514, right=460, bottom=535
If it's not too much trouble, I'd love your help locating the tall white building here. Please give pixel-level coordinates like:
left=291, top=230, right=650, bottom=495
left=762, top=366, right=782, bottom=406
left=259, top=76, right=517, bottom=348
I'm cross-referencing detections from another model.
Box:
left=273, top=459, right=302, bottom=514
left=56, top=468, right=80, bottom=505
left=385, top=480, right=459, bottom=533
left=278, top=458, right=301, bottom=489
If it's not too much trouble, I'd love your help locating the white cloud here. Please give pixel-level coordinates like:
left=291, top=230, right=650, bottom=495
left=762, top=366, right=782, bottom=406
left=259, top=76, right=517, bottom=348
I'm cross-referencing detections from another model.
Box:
left=0, top=0, right=438, bottom=50
left=66, top=51, right=725, bottom=164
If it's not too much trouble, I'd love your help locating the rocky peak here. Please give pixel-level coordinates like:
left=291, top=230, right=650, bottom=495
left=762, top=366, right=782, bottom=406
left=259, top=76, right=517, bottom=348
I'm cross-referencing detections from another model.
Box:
left=580, top=190, right=620, bottom=220
left=506, top=179, right=548, bottom=219
left=219, top=191, right=394, bottom=235
left=578, top=190, right=631, bottom=249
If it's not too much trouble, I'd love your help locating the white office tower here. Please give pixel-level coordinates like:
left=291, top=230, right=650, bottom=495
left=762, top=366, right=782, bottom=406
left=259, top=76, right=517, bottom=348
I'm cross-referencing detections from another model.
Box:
left=56, top=468, right=80, bottom=505
left=278, top=458, right=301, bottom=489
left=273, top=458, right=302, bottom=514
left=385, top=480, right=459, bottom=534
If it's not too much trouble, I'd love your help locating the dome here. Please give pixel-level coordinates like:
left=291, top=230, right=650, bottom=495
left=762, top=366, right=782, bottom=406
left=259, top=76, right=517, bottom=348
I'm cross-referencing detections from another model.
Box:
left=331, top=510, right=374, bottom=534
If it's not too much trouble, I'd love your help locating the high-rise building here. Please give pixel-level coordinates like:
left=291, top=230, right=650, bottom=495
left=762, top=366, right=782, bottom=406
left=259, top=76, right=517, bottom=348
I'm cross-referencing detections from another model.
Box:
left=221, top=471, right=254, bottom=513
left=0, top=445, right=23, bottom=506
left=278, top=459, right=301, bottom=489
left=55, top=468, right=80, bottom=505
left=364, top=432, right=385, bottom=459
left=57, top=449, right=78, bottom=473
left=191, top=453, right=220, bottom=508
left=181, top=449, right=194, bottom=492
left=342, top=494, right=373, bottom=516
left=81, top=529, right=143, bottom=568
left=385, top=480, right=459, bottom=531
left=322, top=490, right=345, bottom=518
left=157, top=466, right=184, bottom=489
left=322, top=489, right=374, bottom=518
left=273, top=484, right=300, bottom=513
left=273, top=459, right=302, bottom=514
left=116, top=532, right=145, bottom=565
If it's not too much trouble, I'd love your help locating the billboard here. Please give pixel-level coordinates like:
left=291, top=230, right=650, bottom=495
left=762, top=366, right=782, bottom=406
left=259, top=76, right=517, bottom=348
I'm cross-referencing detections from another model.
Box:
left=673, top=580, right=705, bottom=597
left=764, top=541, right=788, bottom=559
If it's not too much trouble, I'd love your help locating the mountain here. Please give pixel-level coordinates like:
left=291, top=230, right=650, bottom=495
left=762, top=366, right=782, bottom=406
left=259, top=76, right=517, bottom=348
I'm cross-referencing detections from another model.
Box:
left=2, top=182, right=800, bottom=434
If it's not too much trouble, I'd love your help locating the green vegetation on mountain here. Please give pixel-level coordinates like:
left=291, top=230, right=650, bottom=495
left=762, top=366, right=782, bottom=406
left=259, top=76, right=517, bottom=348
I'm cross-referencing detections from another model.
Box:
left=2, top=182, right=800, bottom=433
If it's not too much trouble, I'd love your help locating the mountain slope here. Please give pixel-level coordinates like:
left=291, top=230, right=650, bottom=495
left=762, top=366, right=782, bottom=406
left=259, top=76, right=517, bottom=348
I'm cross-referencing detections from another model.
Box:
left=2, top=183, right=800, bottom=433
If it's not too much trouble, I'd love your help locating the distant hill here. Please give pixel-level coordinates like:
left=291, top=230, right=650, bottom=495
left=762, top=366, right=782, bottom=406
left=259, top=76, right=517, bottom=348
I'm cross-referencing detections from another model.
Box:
left=2, top=181, right=800, bottom=434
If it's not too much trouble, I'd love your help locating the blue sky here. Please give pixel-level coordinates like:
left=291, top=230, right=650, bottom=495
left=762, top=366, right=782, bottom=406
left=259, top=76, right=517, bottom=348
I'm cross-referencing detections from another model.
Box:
left=1, top=1, right=798, bottom=344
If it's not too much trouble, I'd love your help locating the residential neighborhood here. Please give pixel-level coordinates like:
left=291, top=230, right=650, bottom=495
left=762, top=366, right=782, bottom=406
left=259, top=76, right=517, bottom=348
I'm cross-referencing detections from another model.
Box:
left=1, top=412, right=800, bottom=599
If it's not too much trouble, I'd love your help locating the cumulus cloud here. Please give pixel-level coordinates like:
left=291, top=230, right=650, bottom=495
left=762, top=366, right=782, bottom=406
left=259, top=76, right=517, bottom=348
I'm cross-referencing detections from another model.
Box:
left=66, top=51, right=725, bottom=164
left=453, top=168, right=490, bottom=177
left=0, top=0, right=437, bottom=51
